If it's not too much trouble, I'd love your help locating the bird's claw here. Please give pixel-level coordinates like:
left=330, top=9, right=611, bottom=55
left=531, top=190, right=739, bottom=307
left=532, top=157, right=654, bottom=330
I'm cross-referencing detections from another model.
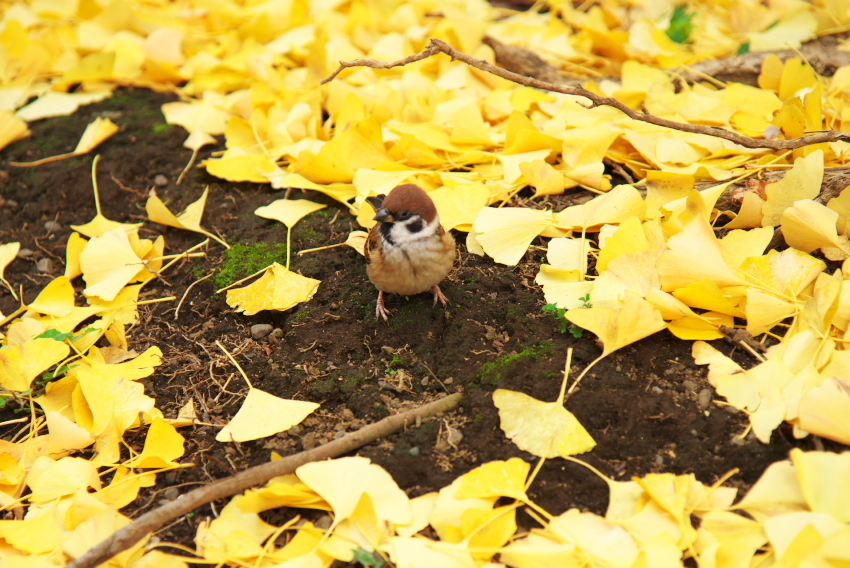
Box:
left=431, top=285, right=450, bottom=308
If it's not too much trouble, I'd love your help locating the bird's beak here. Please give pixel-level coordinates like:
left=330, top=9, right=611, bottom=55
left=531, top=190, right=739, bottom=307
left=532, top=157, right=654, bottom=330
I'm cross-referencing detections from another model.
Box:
left=373, top=208, right=394, bottom=223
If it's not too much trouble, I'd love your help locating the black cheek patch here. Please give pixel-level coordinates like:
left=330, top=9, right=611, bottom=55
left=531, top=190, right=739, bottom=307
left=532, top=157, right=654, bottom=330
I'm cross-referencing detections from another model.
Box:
left=406, top=218, right=424, bottom=234
left=378, top=222, right=395, bottom=245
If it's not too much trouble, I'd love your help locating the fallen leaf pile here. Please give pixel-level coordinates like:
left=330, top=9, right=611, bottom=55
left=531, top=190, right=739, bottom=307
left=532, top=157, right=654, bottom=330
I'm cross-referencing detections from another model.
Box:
left=3, top=0, right=850, bottom=565
left=189, top=448, right=850, bottom=568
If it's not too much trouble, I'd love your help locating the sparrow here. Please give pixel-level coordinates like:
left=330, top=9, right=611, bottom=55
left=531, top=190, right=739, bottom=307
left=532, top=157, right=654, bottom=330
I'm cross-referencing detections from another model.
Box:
left=364, top=184, right=456, bottom=321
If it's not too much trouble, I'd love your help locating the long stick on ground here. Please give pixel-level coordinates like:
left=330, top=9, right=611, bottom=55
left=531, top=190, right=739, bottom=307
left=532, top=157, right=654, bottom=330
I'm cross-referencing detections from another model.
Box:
left=68, top=392, right=463, bottom=568
left=322, top=38, right=850, bottom=151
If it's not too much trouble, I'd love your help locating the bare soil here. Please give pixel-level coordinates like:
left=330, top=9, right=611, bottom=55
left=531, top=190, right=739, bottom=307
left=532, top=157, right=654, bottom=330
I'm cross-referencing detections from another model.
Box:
left=0, top=88, right=819, bottom=557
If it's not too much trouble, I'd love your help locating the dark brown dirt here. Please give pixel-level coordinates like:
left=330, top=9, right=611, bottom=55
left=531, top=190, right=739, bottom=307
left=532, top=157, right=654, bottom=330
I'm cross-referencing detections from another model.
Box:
left=0, top=88, right=815, bottom=555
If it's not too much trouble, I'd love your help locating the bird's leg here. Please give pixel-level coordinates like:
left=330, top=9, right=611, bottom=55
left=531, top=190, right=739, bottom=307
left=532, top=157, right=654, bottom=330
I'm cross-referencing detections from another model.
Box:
left=375, top=290, right=392, bottom=322
left=431, top=285, right=450, bottom=308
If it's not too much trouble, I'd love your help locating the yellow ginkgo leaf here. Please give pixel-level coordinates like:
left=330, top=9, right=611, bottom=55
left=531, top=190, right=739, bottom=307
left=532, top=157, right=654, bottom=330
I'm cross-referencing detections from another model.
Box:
left=429, top=184, right=491, bottom=231
left=493, top=389, right=596, bottom=458
left=71, top=156, right=143, bottom=238
left=472, top=207, right=554, bottom=266
left=161, top=92, right=232, bottom=136
left=125, top=417, right=185, bottom=468
left=94, top=466, right=156, bottom=511
left=194, top=495, right=278, bottom=562
left=14, top=90, right=112, bottom=121
left=146, top=187, right=229, bottom=248
left=255, top=199, right=327, bottom=269
left=555, top=184, right=646, bottom=232
left=295, top=117, right=392, bottom=184
left=0, top=338, right=70, bottom=392
left=789, top=448, right=850, bottom=523
left=79, top=228, right=147, bottom=302
left=724, top=191, right=766, bottom=229
left=657, top=213, right=748, bottom=291
left=166, top=399, right=198, bottom=428
left=216, top=388, right=319, bottom=443
left=671, top=280, right=745, bottom=318
left=203, top=153, right=278, bottom=183
left=386, top=535, right=477, bottom=568
left=255, top=199, right=327, bottom=228
left=456, top=458, right=530, bottom=501
left=0, top=110, right=30, bottom=152
left=761, top=150, right=823, bottom=227
left=344, top=230, right=367, bottom=256
left=493, top=349, right=595, bottom=459
left=75, top=117, right=119, bottom=154
left=567, top=291, right=667, bottom=356
left=44, top=411, right=94, bottom=459
left=238, top=474, right=330, bottom=513
left=797, top=378, right=850, bottom=446
left=27, top=276, right=75, bottom=317
left=781, top=199, right=846, bottom=253
left=0, top=242, right=20, bottom=297
left=65, top=232, right=87, bottom=280
left=520, top=160, right=565, bottom=196
left=296, top=456, right=412, bottom=525
left=27, top=456, right=102, bottom=503
left=596, top=216, right=647, bottom=273
left=226, top=263, right=320, bottom=315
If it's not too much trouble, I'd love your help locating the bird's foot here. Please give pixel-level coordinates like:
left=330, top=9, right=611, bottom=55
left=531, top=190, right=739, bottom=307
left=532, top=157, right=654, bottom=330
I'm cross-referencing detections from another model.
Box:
left=431, top=285, right=450, bottom=308
left=375, top=290, right=392, bottom=322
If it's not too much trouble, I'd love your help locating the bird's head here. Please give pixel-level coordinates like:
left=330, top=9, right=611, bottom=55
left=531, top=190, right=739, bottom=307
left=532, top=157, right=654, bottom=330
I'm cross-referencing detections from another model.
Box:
left=366, top=184, right=440, bottom=244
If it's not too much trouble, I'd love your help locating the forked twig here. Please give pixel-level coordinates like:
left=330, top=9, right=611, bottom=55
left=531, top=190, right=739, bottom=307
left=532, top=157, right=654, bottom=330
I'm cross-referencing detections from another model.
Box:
left=323, top=38, right=850, bottom=151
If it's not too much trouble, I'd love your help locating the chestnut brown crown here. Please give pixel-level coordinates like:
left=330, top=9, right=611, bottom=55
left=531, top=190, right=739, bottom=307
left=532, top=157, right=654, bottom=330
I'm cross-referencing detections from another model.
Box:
left=367, top=184, right=438, bottom=224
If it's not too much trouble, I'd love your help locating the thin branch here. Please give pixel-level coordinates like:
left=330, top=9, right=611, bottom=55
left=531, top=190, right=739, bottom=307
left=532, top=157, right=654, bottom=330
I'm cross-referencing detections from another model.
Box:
left=323, top=38, right=850, bottom=151
left=68, top=392, right=462, bottom=568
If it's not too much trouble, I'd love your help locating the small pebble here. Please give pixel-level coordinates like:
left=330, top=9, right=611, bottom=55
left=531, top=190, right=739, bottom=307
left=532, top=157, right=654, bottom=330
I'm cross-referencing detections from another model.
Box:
left=314, top=516, right=332, bottom=530
left=698, top=388, right=713, bottom=410
left=251, top=323, right=273, bottom=340
left=651, top=385, right=663, bottom=394
left=444, top=377, right=454, bottom=385
left=655, top=455, right=664, bottom=466
left=17, top=248, right=34, bottom=258
left=268, top=328, right=284, bottom=344
left=421, top=377, right=429, bottom=386
left=301, top=432, right=320, bottom=450
left=4, top=199, right=18, bottom=210
left=408, top=446, right=420, bottom=457
left=690, top=430, right=699, bottom=437
left=724, top=405, right=740, bottom=415
left=288, top=424, right=303, bottom=435
left=44, top=220, right=61, bottom=233
left=682, top=380, right=698, bottom=392
left=333, top=430, right=346, bottom=440
left=163, top=487, right=180, bottom=500
left=154, top=174, right=169, bottom=187
left=447, top=427, right=463, bottom=446
left=381, top=346, right=395, bottom=355
left=36, top=258, right=54, bottom=273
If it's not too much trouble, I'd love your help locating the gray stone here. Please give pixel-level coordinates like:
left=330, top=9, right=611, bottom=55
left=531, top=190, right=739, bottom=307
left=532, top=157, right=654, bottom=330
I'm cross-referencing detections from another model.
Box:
left=154, top=174, right=169, bottom=186
left=251, top=323, right=273, bottom=340
left=36, top=258, right=54, bottom=273
left=698, top=388, right=713, bottom=410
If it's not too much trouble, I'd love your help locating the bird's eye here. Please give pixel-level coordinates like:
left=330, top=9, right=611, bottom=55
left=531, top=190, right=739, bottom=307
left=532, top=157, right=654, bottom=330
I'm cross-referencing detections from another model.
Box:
left=397, top=210, right=412, bottom=220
